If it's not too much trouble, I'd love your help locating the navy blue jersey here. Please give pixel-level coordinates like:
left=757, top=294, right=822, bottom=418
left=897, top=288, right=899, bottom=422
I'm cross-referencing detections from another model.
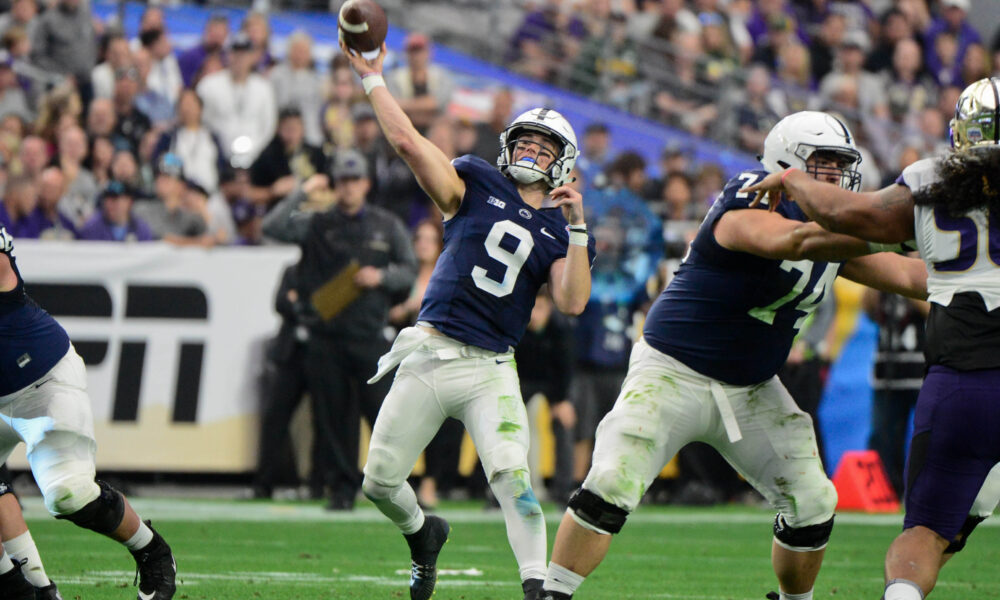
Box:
left=418, top=155, right=596, bottom=352
left=643, top=169, right=842, bottom=385
left=0, top=245, right=71, bottom=396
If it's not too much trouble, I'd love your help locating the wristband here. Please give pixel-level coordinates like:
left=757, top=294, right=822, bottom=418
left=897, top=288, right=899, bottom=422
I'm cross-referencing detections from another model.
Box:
left=566, top=223, right=587, bottom=233
left=781, top=168, right=799, bottom=185
left=361, top=73, right=385, bottom=95
left=866, top=241, right=904, bottom=253
left=569, top=231, right=588, bottom=247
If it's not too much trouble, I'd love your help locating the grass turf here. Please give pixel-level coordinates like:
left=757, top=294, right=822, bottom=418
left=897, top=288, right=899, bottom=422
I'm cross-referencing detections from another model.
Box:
left=22, top=498, right=1000, bottom=599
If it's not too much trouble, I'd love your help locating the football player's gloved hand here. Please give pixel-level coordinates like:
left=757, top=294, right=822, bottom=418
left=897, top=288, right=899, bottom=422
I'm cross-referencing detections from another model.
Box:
left=0, top=227, right=13, bottom=255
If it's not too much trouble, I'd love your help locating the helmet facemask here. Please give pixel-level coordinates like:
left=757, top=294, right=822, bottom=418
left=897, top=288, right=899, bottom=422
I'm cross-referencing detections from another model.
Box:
left=498, top=108, right=578, bottom=189
left=502, top=129, right=564, bottom=186
left=803, top=147, right=863, bottom=192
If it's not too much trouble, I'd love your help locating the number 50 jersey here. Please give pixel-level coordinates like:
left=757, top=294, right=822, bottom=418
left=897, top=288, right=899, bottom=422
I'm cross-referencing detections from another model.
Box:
left=418, top=155, right=596, bottom=352
left=643, top=169, right=842, bottom=386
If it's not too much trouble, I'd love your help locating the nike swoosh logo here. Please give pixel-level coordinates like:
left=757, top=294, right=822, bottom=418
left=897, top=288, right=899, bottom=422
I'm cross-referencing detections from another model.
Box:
left=540, top=227, right=556, bottom=240
left=34, top=378, right=53, bottom=389
left=496, top=359, right=513, bottom=364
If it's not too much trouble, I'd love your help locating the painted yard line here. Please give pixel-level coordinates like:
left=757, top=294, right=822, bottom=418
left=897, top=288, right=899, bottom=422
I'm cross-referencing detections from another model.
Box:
left=58, top=569, right=508, bottom=587
left=21, top=497, right=958, bottom=526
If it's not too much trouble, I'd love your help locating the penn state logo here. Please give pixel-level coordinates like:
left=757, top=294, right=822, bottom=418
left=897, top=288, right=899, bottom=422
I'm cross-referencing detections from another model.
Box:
left=518, top=208, right=532, bottom=219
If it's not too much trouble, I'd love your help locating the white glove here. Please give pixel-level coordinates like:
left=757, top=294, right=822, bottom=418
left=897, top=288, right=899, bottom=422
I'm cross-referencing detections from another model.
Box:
left=0, top=227, right=12, bottom=255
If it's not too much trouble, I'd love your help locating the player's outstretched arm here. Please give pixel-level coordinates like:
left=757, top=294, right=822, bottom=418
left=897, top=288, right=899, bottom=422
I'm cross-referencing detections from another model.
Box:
left=841, top=253, right=928, bottom=300
left=741, top=169, right=916, bottom=243
left=340, top=42, right=465, bottom=219
left=715, top=208, right=871, bottom=262
left=548, top=185, right=590, bottom=315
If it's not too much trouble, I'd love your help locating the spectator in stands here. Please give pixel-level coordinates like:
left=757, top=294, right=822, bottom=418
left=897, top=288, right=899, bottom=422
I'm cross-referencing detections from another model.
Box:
left=85, top=97, right=116, bottom=140
left=248, top=106, right=325, bottom=208
left=270, top=30, right=324, bottom=147
left=745, top=0, right=800, bottom=45
left=574, top=122, right=612, bottom=192
left=33, top=81, right=81, bottom=146
left=809, top=12, right=846, bottom=83
left=0, top=51, right=29, bottom=123
left=750, top=12, right=800, bottom=71
left=569, top=12, right=638, bottom=105
left=771, top=40, right=814, bottom=114
left=77, top=180, right=152, bottom=242
left=54, top=125, right=98, bottom=229
left=139, top=27, right=182, bottom=110
left=109, top=149, right=142, bottom=191
left=347, top=102, right=382, bottom=187
left=18, top=135, right=47, bottom=181
left=865, top=8, right=915, bottom=74
left=882, top=38, right=937, bottom=125
left=0, top=174, right=39, bottom=237
left=736, top=64, right=781, bottom=155
left=386, top=33, right=455, bottom=133
left=698, top=11, right=741, bottom=86
left=261, top=150, right=417, bottom=510
left=85, top=134, right=113, bottom=188
left=92, top=33, right=131, bottom=101
left=29, top=0, right=97, bottom=98
left=182, top=177, right=232, bottom=246
left=197, top=31, right=277, bottom=167
left=132, top=49, right=174, bottom=128
left=110, top=66, right=152, bottom=155
left=133, top=5, right=165, bottom=48
left=240, top=11, right=275, bottom=74
left=470, top=87, right=513, bottom=161
left=231, top=198, right=266, bottom=246
left=33, top=166, right=76, bottom=240
left=178, top=13, right=229, bottom=88
left=929, top=31, right=962, bottom=87
left=153, top=88, right=225, bottom=194
left=0, top=0, right=37, bottom=42
left=923, top=0, right=980, bottom=87
left=569, top=150, right=662, bottom=485
left=321, top=55, right=360, bottom=151
left=659, top=171, right=698, bottom=221
left=692, top=163, right=725, bottom=216
left=632, top=0, right=699, bottom=70
left=959, top=42, right=989, bottom=87
left=651, top=31, right=717, bottom=136
left=133, top=153, right=207, bottom=244
left=819, top=30, right=888, bottom=119
left=863, top=287, right=927, bottom=498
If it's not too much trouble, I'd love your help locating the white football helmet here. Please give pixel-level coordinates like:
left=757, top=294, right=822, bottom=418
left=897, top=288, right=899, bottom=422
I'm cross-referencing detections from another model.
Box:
left=498, top=108, right=578, bottom=188
left=761, top=111, right=863, bottom=191
left=950, top=77, right=1000, bottom=150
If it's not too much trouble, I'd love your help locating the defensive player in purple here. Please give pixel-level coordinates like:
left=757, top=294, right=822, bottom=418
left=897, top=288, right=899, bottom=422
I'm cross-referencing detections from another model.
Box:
left=743, top=77, right=1000, bottom=600
left=0, top=226, right=176, bottom=600
left=538, top=111, right=928, bottom=600
left=341, top=42, right=596, bottom=600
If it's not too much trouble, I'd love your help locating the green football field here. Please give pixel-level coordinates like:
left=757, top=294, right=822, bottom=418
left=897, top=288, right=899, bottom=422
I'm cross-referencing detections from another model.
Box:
left=21, top=497, right=1000, bottom=599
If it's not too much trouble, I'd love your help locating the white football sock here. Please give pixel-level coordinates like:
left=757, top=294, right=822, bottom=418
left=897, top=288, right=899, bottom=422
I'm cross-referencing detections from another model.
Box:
left=884, top=579, right=925, bottom=600
left=364, top=479, right=424, bottom=535
left=490, top=469, right=546, bottom=581
left=0, top=551, right=14, bottom=575
left=3, top=531, right=50, bottom=587
left=544, top=561, right=585, bottom=596
left=779, top=590, right=813, bottom=600
left=124, top=521, right=154, bottom=551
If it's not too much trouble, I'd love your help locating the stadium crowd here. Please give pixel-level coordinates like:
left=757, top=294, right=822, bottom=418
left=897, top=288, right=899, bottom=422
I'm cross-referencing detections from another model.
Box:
left=0, top=0, right=996, bottom=508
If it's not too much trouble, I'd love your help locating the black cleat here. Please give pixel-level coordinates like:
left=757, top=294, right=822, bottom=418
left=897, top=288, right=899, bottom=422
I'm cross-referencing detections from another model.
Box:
left=34, top=580, right=63, bottom=600
left=0, top=560, right=36, bottom=600
left=765, top=593, right=780, bottom=600
left=539, top=591, right=572, bottom=600
left=522, top=578, right=544, bottom=600
left=404, top=515, right=450, bottom=600
left=130, top=521, right=177, bottom=600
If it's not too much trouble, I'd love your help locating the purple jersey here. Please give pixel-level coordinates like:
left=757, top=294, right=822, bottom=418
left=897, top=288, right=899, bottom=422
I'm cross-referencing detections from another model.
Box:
left=418, top=155, right=596, bottom=352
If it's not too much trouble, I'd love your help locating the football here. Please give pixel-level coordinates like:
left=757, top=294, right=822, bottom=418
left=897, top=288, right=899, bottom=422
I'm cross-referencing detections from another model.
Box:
left=338, top=0, right=388, bottom=59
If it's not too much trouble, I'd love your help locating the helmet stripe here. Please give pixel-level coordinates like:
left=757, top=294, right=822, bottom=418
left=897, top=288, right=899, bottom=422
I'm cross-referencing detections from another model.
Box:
left=832, top=115, right=852, bottom=144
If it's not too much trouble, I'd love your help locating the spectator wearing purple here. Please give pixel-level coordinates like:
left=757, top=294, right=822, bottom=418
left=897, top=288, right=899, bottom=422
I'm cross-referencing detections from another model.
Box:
left=177, top=13, right=229, bottom=88
left=241, top=11, right=275, bottom=74
left=745, top=0, right=803, bottom=46
left=0, top=175, right=42, bottom=237
left=78, top=180, right=153, bottom=242
left=865, top=8, right=916, bottom=74
left=923, top=0, right=980, bottom=86
left=32, top=167, right=76, bottom=240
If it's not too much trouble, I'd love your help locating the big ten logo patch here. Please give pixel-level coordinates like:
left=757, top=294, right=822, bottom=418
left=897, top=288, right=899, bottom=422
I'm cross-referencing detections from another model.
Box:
left=30, top=283, right=208, bottom=424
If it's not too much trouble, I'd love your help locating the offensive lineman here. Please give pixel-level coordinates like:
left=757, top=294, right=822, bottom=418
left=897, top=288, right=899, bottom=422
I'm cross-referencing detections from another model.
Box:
left=340, top=43, right=595, bottom=600
left=743, top=77, right=1000, bottom=600
left=0, top=226, right=176, bottom=600
left=539, top=112, right=928, bottom=600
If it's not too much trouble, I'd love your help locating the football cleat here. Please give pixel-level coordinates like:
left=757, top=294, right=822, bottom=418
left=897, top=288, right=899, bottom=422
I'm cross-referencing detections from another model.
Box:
left=765, top=593, right=779, bottom=600
left=0, top=559, right=36, bottom=600
left=34, top=580, right=63, bottom=600
left=539, top=591, right=572, bottom=600
left=522, top=578, right=544, bottom=600
left=130, top=521, right=177, bottom=600
left=405, top=515, right=450, bottom=600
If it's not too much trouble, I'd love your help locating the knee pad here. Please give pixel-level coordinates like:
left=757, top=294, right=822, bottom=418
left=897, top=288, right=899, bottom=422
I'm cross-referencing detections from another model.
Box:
left=567, top=488, right=629, bottom=535
left=484, top=441, right=528, bottom=481
left=55, top=480, right=124, bottom=535
left=361, top=475, right=397, bottom=502
left=41, top=472, right=101, bottom=516
left=0, top=466, right=14, bottom=498
left=363, top=447, right=406, bottom=488
left=945, top=515, right=988, bottom=554
left=773, top=514, right=835, bottom=552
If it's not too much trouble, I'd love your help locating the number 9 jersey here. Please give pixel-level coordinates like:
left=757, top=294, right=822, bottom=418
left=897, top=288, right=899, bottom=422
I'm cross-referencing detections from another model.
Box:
left=418, top=155, right=596, bottom=352
left=642, top=169, right=842, bottom=386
